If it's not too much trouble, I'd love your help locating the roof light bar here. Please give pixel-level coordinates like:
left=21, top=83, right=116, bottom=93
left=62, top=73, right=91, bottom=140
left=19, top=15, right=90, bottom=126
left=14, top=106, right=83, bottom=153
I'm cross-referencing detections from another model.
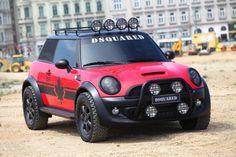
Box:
left=104, top=19, right=115, bottom=31
left=91, top=20, right=102, bottom=32
left=116, top=18, right=128, bottom=30
left=128, top=17, right=139, bottom=29
left=54, top=18, right=140, bottom=36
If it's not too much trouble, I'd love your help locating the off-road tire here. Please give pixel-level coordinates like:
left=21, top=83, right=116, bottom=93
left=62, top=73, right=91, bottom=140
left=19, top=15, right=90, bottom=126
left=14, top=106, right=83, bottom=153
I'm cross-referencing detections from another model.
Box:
left=11, top=65, right=21, bottom=72
left=75, top=92, right=108, bottom=142
left=23, top=86, right=48, bottom=130
left=179, top=80, right=211, bottom=130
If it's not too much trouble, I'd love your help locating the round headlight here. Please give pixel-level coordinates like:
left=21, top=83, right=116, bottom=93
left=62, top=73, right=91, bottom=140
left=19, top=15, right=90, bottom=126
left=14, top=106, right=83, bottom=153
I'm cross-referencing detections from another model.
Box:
left=128, top=17, right=139, bottom=29
left=91, top=20, right=102, bottom=32
left=188, top=68, right=202, bottom=86
left=171, top=81, right=183, bottom=93
left=116, top=18, right=128, bottom=30
left=149, top=83, right=161, bottom=95
left=104, top=19, right=115, bottom=31
left=100, top=76, right=121, bottom=95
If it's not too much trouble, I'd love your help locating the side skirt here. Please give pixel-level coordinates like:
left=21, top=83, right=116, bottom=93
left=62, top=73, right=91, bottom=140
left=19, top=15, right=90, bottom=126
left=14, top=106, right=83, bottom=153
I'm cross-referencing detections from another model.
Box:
left=40, top=107, right=75, bottom=119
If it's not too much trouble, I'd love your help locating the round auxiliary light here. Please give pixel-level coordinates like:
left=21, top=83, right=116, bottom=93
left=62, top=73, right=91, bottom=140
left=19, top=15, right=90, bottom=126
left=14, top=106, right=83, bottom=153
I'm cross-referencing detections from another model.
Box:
left=91, top=20, right=102, bottom=32
left=116, top=18, right=128, bottom=30
left=128, top=17, right=139, bottom=29
left=171, top=81, right=183, bottom=93
left=149, top=83, right=161, bottom=95
left=177, top=103, right=189, bottom=115
left=145, top=105, right=158, bottom=118
left=104, top=19, right=115, bottom=31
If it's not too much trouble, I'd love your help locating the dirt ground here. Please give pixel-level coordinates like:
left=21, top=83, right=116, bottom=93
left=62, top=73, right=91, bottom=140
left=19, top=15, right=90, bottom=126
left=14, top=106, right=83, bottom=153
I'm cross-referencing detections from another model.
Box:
left=0, top=52, right=236, bottom=157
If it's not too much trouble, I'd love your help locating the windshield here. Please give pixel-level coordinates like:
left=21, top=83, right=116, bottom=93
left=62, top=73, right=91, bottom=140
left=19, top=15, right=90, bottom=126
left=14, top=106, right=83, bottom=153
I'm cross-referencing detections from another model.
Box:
left=81, top=33, right=168, bottom=67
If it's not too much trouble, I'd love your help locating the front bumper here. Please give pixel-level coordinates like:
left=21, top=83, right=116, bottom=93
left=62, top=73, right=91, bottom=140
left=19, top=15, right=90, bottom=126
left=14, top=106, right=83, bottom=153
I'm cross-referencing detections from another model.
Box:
left=96, top=86, right=209, bottom=125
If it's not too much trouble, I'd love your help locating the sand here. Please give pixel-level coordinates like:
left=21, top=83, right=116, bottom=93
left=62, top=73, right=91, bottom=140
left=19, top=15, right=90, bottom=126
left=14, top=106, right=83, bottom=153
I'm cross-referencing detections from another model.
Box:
left=0, top=52, right=236, bottom=157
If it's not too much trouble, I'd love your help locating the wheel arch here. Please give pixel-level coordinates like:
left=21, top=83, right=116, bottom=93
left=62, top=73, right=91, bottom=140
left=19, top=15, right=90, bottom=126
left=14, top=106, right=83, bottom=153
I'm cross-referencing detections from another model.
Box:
left=74, top=82, right=109, bottom=124
left=22, top=76, right=44, bottom=108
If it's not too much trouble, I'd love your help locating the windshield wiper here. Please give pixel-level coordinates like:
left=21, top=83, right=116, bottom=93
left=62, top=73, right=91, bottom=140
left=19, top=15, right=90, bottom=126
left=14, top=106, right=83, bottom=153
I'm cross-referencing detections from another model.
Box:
left=83, top=61, right=122, bottom=67
left=128, top=58, right=157, bottom=63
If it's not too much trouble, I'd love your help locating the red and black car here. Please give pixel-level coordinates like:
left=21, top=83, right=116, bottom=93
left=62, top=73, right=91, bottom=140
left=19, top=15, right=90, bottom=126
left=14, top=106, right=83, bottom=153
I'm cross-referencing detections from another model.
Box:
left=22, top=18, right=211, bottom=142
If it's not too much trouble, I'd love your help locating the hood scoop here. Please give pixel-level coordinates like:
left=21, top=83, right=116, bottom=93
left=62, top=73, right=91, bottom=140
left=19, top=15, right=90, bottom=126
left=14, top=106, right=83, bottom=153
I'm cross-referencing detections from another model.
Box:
left=141, top=71, right=166, bottom=76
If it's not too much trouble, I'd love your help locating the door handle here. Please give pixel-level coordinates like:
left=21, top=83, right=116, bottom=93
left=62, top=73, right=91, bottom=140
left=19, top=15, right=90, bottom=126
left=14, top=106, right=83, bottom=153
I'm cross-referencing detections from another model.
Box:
left=46, top=70, right=51, bottom=75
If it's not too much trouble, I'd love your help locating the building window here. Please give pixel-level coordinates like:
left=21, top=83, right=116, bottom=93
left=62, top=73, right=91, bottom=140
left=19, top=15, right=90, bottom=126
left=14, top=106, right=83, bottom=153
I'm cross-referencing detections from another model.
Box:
left=207, top=8, right=213, bottom=19
left=157, top=0, right=162, bottom=5
left=170, top=12, right=176, bottom=23
left=171, top=33, right=177, bottom=38
left=181, top=11, right=187, bottom=22
left=86, top=2, right=91, bottom=13
left=24, top=7, right=30, bottom=18
left=38, top=6, right=44, bottom=17
left=180, top=0, right=186, bottom=4
left=232, top=7, right=236, bottom=17
left=158, top=13, right=164, bottom=24
left=147, top=14, right=153, bottom=25
left=52, top=5, right=58, bottom=16
left=182, top=30, right=189, bottom=37
left=77, top=21, right=81, bottom=28
left=221, top=26, right=226, bottom=31
left=0, top=32, right=4, bottom=42
left=208, top=27, right=214, bottom=32
left=146, top=0, right=151, bottom=6
left=194, top=9, right=200, bottom=21
left=17, top=8, right=21, bottom=19
left=65, top=22, right=70, bottom=28
left=133, top=0, right=140, bottom=8
left=54, top=23, right=59, bottom=29
left=194, top=28, right=202, bottom=34
left=0, top=15, right=2, bottom=25
left=160, top=34, right=165, bottom=39
left=75, top=3, right=80, bottom=14
left=97, top=1, right=102, bottom=12
left=64, top=4, right=69, bottom=15
left=26, top=26, right=32, bottom=37
left=113, top=0, right=122, bottom=10
left=169, top=0, right=173, bottom=4
left=219, top=8, right=225, bottom=18
left=39, top=23, right=47, bottom=36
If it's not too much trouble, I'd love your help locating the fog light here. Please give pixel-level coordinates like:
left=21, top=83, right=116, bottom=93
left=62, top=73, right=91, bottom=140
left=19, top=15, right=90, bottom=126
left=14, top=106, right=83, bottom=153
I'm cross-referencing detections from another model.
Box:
left=149, top=83, right=161, bottom=95
left=195, top=99, right=202, bottom=107
left=145, top=105, right=158, bottom=118
left=112, top=107, right=119, bottom=115
left=177, top=103, right=189, bottom=114
left=171, top=81, right=183, bottom=93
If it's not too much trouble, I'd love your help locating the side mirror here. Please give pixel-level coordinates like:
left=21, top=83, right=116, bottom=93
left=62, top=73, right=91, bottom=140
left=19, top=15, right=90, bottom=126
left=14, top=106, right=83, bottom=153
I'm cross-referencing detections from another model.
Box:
left=55, top=59, right=71, bottom=72
left=165, top=51, right=176, bottom=60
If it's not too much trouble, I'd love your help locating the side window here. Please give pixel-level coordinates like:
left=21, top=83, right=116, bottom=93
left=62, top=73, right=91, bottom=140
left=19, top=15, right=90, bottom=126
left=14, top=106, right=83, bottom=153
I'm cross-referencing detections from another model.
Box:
left=53, top=40, right=78, bottom=67
left=38, top=39, right=58, bottom=62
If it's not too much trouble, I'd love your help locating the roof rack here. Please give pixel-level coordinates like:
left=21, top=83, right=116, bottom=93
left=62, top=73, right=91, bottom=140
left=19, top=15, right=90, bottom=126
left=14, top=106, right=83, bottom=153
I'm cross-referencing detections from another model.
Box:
left=54, top=27, right=93, bottom=36
left=54, top=18, right=140, bottom=36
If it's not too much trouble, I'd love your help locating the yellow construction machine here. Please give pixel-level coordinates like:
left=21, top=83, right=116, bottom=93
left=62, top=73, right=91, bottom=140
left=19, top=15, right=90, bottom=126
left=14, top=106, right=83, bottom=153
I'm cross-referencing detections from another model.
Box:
left=0, top=54, right=31, bottom=72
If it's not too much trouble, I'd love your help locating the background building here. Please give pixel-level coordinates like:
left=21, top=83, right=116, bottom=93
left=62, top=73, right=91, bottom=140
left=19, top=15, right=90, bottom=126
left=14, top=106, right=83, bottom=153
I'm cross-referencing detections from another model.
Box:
left=14, top=0, right=236, bottom=57
left=16, top=0, right=105, bottom=57
left=0, top=0, right=17, bottom=58
left=107, top=0, right=236, bottom=44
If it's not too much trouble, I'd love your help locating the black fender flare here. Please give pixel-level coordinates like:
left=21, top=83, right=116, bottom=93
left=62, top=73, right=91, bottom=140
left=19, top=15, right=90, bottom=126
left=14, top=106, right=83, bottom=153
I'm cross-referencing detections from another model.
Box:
left=75, top=82, right=110, bottom=124
left=202, top=78, right=211, bottom=114
left=22, top=76, right=44, bottom=108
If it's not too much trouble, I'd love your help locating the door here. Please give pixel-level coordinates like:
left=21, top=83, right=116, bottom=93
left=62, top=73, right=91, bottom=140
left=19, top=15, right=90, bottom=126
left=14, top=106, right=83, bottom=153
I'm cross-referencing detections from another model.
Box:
left=37, top=39, right=59, bottom=107
left=49, top=39, right=80, bottom=111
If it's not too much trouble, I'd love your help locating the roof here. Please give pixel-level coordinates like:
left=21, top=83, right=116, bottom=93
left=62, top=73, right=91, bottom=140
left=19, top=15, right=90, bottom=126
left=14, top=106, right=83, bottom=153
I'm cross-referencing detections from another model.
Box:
left=47, top=29, right=147, bottom=40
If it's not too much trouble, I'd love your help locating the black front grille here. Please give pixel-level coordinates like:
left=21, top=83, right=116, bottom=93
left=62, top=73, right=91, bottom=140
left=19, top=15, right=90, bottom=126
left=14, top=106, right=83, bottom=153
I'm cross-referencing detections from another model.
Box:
left=125, top=78, right=193, bottom=120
